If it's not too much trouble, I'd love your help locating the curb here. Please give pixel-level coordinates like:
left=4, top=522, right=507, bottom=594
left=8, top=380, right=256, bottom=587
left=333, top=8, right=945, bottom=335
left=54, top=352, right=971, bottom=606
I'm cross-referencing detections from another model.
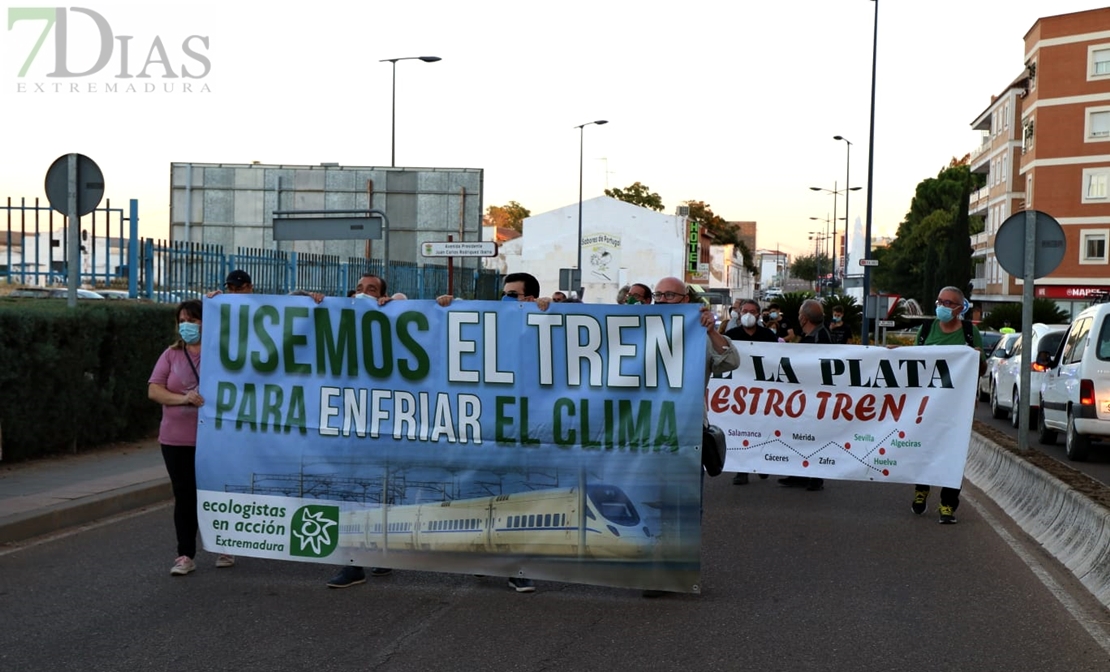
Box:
left=0, top=479, right=171, bottom=546
left=966, top=431, right=1110, bottom=608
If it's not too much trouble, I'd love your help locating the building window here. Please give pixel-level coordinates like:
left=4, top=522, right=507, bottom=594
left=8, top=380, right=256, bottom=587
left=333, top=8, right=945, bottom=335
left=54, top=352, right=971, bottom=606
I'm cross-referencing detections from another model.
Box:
left=1004, top=101, right=1010, bottom=130
left=1086, top=107, right=1110, bottom=142
left=1026, top=174, right=1033, bottom=209
left=1022, top=118, right=1035, bottom=153
left=1002, top=153, right=1008, bottom=183
left=1083, top=168, right=1110, bottom=203
left=1081, top=229, right=1109, bottom=264
left=1089, top=45, right=1110, bottom=80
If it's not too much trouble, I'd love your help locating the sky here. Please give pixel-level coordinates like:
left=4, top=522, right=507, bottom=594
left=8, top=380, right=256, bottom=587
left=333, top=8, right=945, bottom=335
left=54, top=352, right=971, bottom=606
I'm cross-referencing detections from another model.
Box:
left=1, top=0, right=1105, bottom=261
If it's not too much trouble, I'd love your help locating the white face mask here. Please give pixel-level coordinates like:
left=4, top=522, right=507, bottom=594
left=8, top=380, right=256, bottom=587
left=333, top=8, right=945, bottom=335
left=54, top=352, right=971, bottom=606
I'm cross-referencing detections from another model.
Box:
left=730, top=310, right=740, bottom=320
left=740, top=313, right=757, bottom=329
left=354, top=293, right=374, bottom=300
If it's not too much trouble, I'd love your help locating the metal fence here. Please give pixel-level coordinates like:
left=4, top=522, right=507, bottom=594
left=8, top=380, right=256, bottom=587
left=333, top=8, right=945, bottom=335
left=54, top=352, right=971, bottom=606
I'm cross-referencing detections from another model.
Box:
left=4, top=196, right=502, bottom=300
left=2, top=197, right=130, bottom=287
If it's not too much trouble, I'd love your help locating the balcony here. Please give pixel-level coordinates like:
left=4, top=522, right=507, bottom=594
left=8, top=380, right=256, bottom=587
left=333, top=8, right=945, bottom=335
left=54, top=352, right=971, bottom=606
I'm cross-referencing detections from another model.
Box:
left=969, top=186, right=990, bottom=216
left=970, top=277, right=986, bottom=291
left=969, top=141, right=992, bottom=173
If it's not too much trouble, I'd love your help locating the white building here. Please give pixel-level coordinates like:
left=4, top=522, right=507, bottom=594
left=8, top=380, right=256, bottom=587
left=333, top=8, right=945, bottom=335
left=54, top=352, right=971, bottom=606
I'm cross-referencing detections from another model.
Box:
left=485, top=196, right=683, bottom=303
left=709, top=244, right=756, bottom=300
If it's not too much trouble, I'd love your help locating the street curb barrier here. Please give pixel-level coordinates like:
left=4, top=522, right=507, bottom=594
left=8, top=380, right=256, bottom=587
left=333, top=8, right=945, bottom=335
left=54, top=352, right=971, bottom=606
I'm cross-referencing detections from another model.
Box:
left=0, top=479, right=171, bottom=546
left=966, top=432, right=1110, bottom=608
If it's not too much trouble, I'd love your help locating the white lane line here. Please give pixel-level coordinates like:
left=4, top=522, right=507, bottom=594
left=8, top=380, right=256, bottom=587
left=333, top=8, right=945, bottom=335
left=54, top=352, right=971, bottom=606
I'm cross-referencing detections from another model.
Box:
left=0, top=502, right=171, bottom=558
left=966, top=493, right=1110, bottom=655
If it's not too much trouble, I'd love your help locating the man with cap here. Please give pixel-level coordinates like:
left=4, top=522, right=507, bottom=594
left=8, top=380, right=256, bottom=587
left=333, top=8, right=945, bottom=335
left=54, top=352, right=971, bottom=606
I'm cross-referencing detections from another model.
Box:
left=205, top=270, right=253, bottom=298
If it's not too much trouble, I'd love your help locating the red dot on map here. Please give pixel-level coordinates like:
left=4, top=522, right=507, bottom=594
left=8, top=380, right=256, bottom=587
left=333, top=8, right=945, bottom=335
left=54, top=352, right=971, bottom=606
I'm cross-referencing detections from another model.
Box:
left=882, top=469, right=889, bottom=476
left=899, top=431, right=905, bottom=439
left=879, top=448, right=886, bottom=455
left=802, top=460, right=809, bottom=468
left=743, top=440, right=749, bottom=447
left=775, top=430, right=781, bottom=437
left=844, top=443, right=851, bottom=450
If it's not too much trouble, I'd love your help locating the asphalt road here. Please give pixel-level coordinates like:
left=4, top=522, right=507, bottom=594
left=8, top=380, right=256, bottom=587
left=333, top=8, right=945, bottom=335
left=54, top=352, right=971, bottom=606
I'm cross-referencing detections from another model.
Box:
left=973, top=398, right=1110, bottom=486
left=2, top=474, right=1110, bottom=671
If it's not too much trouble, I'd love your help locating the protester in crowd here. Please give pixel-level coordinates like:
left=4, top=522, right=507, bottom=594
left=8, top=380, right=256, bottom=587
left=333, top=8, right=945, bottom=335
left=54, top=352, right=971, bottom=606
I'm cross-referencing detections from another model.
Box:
left=205, top=269, right=254, bottom=298
left=645, top=277, right=740, bottom=597
left=627, top=283, right=652, bottom=305
left=777, top=299, right=831, bottom=492
left=148, top=299, right=234, bottom=575
left=327, top=274, right=398, bottom=589
left=721, top=299, right=744, bottom=333
left=828, top=304, right=853, bottom=344
left=552, top=291, right=567, bottom=303
left=911, top=286, right=984, bottom=525
left=766, top=302, right=796, bottom=342
left=724, top=298, right=779, bottom=485
left=435, top=272, right=546, bottom=592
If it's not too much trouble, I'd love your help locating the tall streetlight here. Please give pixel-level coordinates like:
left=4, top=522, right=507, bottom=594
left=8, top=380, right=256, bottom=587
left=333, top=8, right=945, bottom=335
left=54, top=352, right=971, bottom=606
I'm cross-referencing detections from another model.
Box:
left=575, top=120, right=608, bottom=297
left=380, top=56, right=442, bottom=167
left=810, top=182, right=861, bottom=282
left=862, top=0, right=879, bottom=345
left=833, top=136, right=854, bottom=277
left=808, top=229, right=827, bottom=295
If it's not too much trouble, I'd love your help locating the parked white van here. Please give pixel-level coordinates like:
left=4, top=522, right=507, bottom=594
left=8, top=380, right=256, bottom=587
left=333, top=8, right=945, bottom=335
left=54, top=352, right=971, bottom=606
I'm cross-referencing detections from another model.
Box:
left=1038, top=302, right=1110, bottom=460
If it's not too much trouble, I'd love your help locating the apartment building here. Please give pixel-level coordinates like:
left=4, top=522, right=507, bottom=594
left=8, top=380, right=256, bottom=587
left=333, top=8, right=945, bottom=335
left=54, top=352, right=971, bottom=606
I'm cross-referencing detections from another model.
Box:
left=971, top=7, right=1110, bottom=317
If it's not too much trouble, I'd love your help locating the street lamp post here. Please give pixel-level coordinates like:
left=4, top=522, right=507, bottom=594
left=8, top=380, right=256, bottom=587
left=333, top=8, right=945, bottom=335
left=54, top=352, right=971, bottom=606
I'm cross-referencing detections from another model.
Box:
left=810, top=182, right=861, bottom=286
left=575, top=120, right=608, bottom=297
left=862, top=0, right=879, bottom=345
left=833, top=136, right=853, bottom=277
left=808, top=228, right=826, bottom=295
left=380, top=56, right=441, bottom=168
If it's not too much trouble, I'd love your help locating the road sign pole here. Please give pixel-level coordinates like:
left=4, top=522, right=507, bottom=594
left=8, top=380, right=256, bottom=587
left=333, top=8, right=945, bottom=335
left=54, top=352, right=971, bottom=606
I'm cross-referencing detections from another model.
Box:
left=447, top=235, right=455, bottom=297
left=1018, top=209, right=1036, bottom=452
left=67, top=154, right=79, bottom=308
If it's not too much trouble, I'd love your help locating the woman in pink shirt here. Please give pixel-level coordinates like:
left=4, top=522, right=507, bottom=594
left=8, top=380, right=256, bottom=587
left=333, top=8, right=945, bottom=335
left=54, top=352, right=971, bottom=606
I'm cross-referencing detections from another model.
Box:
left=147, top=300, right=233, bottom=575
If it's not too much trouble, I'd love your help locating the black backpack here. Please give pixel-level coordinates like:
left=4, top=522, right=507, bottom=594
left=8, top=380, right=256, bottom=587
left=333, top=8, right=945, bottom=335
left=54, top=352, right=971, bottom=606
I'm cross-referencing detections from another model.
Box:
left=916, top=319, right=986, bottom=376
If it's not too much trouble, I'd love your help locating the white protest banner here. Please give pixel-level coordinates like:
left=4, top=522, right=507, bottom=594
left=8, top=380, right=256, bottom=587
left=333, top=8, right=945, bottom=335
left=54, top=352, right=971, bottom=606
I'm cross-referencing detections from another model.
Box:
left=708, top=342, right=978, bottom=488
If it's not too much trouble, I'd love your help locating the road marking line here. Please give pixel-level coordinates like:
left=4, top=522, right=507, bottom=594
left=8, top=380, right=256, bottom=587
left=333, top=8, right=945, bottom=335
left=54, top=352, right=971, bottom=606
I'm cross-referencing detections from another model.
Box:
left=0, top=502, right=172, bottom=557
left=966, top=493, right=1110, bottom=655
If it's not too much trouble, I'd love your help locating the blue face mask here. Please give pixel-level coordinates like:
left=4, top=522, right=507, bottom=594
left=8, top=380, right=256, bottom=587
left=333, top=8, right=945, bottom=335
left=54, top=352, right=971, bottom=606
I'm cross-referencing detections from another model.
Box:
left=936, top=306, right=955, bottom=322
left=179, top=322, right=201, bottom=344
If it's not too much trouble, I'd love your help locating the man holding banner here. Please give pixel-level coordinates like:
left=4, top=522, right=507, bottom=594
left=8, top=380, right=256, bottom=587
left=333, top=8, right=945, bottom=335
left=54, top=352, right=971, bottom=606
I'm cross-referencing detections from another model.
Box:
left=911, top=286, right=984, bottom=525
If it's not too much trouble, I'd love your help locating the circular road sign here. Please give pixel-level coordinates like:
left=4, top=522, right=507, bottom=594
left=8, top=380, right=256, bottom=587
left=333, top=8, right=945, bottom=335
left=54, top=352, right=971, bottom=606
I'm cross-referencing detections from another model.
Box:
left=44, top=153, right=105, bottom=217
left=993, top=210, right=1066, bottom=279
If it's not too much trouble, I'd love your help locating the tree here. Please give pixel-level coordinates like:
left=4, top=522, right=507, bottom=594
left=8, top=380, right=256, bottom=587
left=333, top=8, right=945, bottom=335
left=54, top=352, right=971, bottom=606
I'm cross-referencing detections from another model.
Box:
left=605, top=182, right=664, bottom=212
left=684, top=200, right=758, bottom=275
left=790, top=253, right=832, bottom=283
left=483, top=201, right=530, bottom=233
left=873, top=161, right=985, bottom=303
left=980, top=300, right=1070, bottom=330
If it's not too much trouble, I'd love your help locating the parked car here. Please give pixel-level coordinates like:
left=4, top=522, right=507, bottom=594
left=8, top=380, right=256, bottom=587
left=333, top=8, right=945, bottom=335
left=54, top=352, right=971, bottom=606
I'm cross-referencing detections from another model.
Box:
left=7, top=287, right=105, bottom=300
left=95, top=289, right=136, bottom=300
left=1038, top=302, right=1110, bottom=460
left=979, top=332, right=1020, bottom=402
left=990, top=324, right=1069, bottom=429
left=980, top=330, right=1004, bottom=357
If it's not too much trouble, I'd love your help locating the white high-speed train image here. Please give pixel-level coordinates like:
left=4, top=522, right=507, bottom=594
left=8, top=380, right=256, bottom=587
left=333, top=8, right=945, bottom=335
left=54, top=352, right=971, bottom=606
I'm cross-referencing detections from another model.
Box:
left=336, top=484, right=655, bottom=559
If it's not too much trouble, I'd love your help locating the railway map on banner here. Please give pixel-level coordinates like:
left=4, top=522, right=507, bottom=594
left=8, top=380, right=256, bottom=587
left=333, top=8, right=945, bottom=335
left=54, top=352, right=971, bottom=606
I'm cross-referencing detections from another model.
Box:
left=194, top=295, right=708, bottom=593
left=710, top=341, right=979, bottom=489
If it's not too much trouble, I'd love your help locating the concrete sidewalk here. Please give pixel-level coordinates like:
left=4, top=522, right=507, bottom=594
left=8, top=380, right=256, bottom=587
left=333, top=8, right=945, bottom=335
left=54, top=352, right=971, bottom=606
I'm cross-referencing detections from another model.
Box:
left=0, top=439, right=169, bottom=545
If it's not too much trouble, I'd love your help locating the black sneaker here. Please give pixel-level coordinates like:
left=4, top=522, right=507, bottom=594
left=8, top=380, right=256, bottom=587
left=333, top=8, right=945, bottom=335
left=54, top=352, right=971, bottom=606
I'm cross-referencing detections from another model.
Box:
left=508, top=577, right=535, bottom=593
left=911, top=490, right=928, bottom=515
left=777, top=476, right=807, bottom=487
left=732, top=473, right=750, bottom=485
left=938, top=504, right=958, bottom=525
left=326, top=566, right=367, bottom=588
left=369, top=567, right=393, bottom=577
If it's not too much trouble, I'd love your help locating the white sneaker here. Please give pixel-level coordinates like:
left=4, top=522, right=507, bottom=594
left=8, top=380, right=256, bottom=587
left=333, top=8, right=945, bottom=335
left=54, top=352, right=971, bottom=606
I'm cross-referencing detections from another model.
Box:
left=171, top=556, right=196, bottom=576
left=215, top=554, right=235, bottom=568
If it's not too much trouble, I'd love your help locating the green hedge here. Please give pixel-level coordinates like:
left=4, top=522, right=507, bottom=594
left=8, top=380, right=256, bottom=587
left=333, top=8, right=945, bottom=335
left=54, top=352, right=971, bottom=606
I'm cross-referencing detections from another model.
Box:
left=0, top=299, right=177, bottom=461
